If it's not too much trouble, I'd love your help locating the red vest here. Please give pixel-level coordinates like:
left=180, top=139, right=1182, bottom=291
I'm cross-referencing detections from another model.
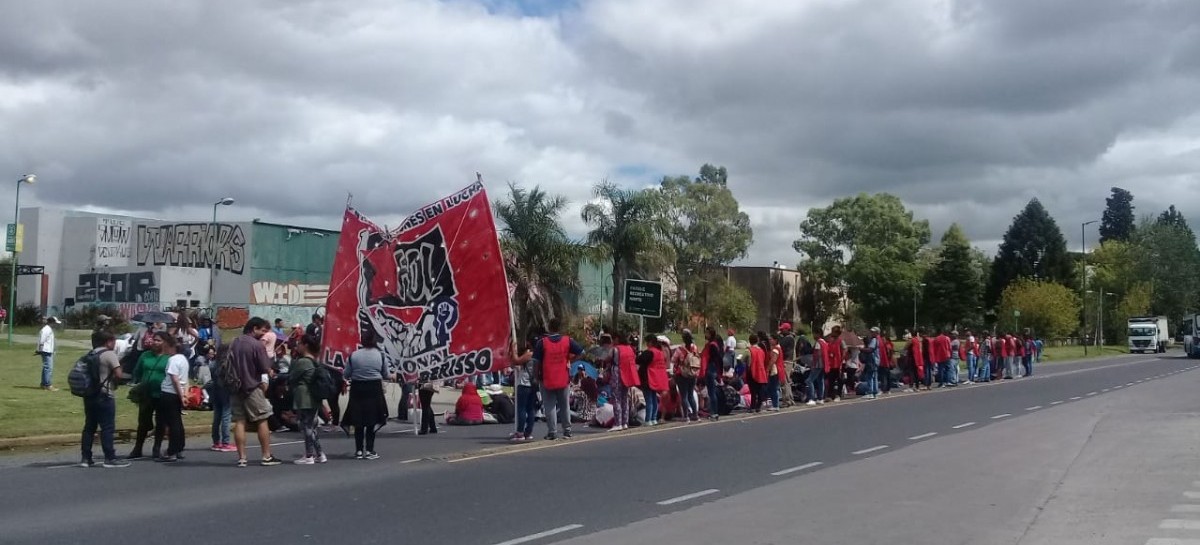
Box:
left=617, top=344, right=640, bottom=388
left=748, top=345, right=768, bottom=383
left=647, top=347, right=669, bottom=393
left=825, top=337, right=844, bottom=372
left=910, top=336, right=924, bottom=371
left=541, top=336, right=571, bottom=390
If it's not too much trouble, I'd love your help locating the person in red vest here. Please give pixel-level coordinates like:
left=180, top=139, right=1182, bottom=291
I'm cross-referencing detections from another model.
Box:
left=608, top=332, right=640, bottom=431
left=746, top=334, right=767, bottom=412
left=906, top=330, right=925, bottom=392
left=637, top=336, right=670, bottom=425
left=878, top=333, right=896, bottom=394
left=532, top=317, right=583, bottom=440
left=932, top=329, right=952, bottom=387
left=825, top=326, right=845, bottom=401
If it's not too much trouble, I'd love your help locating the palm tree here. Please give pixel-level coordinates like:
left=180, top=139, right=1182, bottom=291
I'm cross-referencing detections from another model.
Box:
left=581, top=181, right=672, bottom=329
left=494, top=183, right=581, bottom=340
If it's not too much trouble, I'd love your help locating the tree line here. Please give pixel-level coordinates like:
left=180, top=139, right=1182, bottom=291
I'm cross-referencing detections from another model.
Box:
left=495, top=169, right=1200, bottom=344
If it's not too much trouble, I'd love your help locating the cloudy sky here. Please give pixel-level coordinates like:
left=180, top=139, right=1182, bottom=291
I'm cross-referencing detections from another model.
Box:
left=2, top=0, right=1198, bottom=266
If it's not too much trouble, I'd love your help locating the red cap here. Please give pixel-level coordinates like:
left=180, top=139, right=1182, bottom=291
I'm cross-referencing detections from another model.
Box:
left=780, top=323, right=792, bottom=331
left=726, top=328, right=735, bottom=335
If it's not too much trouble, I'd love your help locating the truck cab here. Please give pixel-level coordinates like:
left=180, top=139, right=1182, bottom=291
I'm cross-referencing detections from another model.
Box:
left=1128, top=316, right=1169, bottom=354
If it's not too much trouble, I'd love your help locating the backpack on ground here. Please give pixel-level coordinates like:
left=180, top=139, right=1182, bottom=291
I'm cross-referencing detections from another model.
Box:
left=311, top=363, right=337, bottom=401
left=68, top=349, right=108, bottom=398
left=217, top=348, right=242, bottom=393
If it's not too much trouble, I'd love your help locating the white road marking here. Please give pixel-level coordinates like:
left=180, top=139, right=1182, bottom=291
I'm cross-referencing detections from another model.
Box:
left=991, top=413, right=1012, bottom=419
left=1050, top=401, right=1064, bottom=405
left=952, top=422, right=976, bottom=429
left=1160, top=520, right=1200, bottom=530
left=1086, top=392, right=1098, bottom=396
left=657, top=489, right=719, bottom=506
left=492, top=524, right=585, bottom=545
left=852, top=445, right=889, bottom=455
left=1146, top=538, right=1200, bottom=545
left=771, top=461, right=823, bottom=476
left=401, top=458, right=422, bottom=464
left=908, top=432, right=938, bottom=440
left=1128, top=383, right=1135, bottom=386
left=1183, top=491, right=1200, bottom=499
left=1025, top=406, right=1042, bottom=411
left=47, top=464, right=80, bottom=469
left=1113, top=385, right=1123, bottom=389
left=1171, top=505, right=1200, bottom=513
left=1102, top=389, right=1110, bottom=392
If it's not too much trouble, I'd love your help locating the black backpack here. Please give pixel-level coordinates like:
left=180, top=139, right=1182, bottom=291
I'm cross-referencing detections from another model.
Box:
left=798, top=337, right=815, bottom=357
left=310, top=363, right=337, bottom=401
left=68, top=349, right=109, bottom=397
left=217, top=349, right=243, bottom=393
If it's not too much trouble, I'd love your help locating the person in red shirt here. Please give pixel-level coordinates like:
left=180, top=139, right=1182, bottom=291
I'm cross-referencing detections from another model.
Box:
left=878, top=333, right=895, bottom=394
left=747, top=334, right=768, bottom=412
left=806, top=332, right=828, bottom=406
left=825, top=326, right=846, bottom=401
left=1001, top=333, right=1015, bottom=379
left=447, top=383, right=484, bottom=425
left=906, top=331, right=925, bottom=392
left=532, top=318, right=583, bottom=440
left=767, top=335, right=784, bottom=411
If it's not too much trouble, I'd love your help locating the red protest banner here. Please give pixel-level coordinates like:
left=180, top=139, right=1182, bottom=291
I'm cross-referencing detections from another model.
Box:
left=321, top=180, right=513, bottom=383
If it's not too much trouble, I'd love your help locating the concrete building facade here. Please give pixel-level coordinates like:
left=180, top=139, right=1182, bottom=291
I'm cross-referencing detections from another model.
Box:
left=13, top=207, right=338, bottom=329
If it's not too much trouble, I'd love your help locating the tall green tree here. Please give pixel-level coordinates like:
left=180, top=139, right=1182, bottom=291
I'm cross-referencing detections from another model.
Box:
left=998, top=279, right=1081, bottom=338
left=922, top=224, right=984, bottom=328
left=659, top=164, right=753, bottom=322
left=1099, top=187, right=1135, bottom=243
left=494, top=183, right=582, bottom=339
left=1157, top=204, right=1193, bottom=234
left=986, top=199, right=1074, bottom=307
left=794, top=193, right=931, bottom=329
left=1135, top=216, right=1200, bottom=323
left=581, top=181, right=671, bottom=329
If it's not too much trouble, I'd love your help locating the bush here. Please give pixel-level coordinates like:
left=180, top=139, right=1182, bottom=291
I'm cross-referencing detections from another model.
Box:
left=13, top=303, right=40, bottom=327
left=61, top=304, right=133, bottom=333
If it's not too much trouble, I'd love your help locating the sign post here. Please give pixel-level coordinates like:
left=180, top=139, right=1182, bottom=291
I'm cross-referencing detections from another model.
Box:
left=623, top=279, right=663, bottom=350
left=1014, top=309, right=1021, bottom=332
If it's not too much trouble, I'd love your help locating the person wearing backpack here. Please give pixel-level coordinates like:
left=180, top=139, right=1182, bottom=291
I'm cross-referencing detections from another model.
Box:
left=78, top=330, right=129, bottom=468
left=289, top=335, right=327, bottom=465
left=671, top=330, right=700, bottom=422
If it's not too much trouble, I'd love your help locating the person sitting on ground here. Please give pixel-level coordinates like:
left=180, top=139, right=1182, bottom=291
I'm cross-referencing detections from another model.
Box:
left=446, top=383, right=484, bottom=425
left=484, top=384, right=514, bottom=424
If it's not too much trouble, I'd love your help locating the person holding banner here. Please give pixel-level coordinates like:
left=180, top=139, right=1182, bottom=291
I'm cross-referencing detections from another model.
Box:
left=532, top=318, right=582, bottom=441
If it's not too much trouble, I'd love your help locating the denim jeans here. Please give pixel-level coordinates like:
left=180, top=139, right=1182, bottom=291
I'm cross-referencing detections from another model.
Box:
left=978, top=356, right=991, bottom=381
left=643, top=386, right=660, bottom=422
left=948, top=358, right=959, bottom=385
left=1023, top=355, right=1033, bottom=377
left=81, top=395, right=117, bottom=463
left=966, top=354, right=977, bottom=382
left=677, top=376, right=698, bottom=419
left=863, top=362, right=879, bottom=396
left=40, top=353, right=54, bottom=388
left=515, top=384, right=538, bottom=436
left=540, top=386, right=570, bottom=435
left=1005, top=356, right=1017, bottom=378
left=705, top=373, right=721, bottom=416
left=877, top=365, right=892, bottom=393
left=766, top=375, right=780, bottom=408
left=936, top=360, right=950, bottom=385
left=806, top=367, right=825, bottom=401
left=210, top=389, right=231, bottom=445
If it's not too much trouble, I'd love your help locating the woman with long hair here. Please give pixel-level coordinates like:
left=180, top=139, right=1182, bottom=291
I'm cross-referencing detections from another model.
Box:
left=153, top=332, right=187, bottom=462
left=289, top=335, right=327, bottom=464
left=342, top=333, right=391, bottom=460
left=128, top=333, right=165, bottom=459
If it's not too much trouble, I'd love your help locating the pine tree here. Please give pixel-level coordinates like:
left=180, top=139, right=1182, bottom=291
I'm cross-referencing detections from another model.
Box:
left=986, top=199, right=1074, bottom=307
left=1099, top=187, right=1135, bottom=243
left=1157, top=204, right=1193, bottom=235
left=922, top=224, right=984, bottom=328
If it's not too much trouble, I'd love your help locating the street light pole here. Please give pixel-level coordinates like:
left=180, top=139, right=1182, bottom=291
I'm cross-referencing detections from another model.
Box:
left=1081, top=220, right=1098, bottom=356
left=208, top=198, right=235, bottom=309
left=7, top=174, right=35, bottom=346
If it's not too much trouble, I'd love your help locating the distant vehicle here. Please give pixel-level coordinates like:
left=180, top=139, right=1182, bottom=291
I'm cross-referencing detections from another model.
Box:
left=1182, top=314, right=1200, bottom=358
left=1128, top=316, right=1169, bottom=354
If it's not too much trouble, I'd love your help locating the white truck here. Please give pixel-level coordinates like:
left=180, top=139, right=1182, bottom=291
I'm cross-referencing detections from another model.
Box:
left=1182, top=313, right=1200, bottom=358
left=1127, top=316, right=1169, bottom=354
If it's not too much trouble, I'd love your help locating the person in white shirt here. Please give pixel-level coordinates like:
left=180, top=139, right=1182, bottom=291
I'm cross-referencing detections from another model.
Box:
left=724, top=328, right=738, bottom=371
left=37, top=317, right=60, bottom=390
left=153, top=333, right=189, bottom=462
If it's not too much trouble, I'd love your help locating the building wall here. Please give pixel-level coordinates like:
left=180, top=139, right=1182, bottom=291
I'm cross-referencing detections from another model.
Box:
left=727, top=266, right=804, bottom=333
left=242, top=221, right=338, bottom=325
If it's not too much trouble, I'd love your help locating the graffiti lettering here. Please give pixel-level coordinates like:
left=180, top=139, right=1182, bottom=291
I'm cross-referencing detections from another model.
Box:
left=250, top=282, right=329, bottom=306
left=95, top=218, right=132, bottom=267
left=135, top=223, right=245, bottom=274
left=75, top=272, right=159, bottom=303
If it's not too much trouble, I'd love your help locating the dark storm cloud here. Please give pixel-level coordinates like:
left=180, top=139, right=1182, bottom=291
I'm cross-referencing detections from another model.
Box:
left=0, top=0, right=1197, bottom=268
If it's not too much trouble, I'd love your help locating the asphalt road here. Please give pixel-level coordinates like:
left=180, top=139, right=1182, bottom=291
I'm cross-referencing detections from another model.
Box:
left=2, top=351, right=1196, bottom=545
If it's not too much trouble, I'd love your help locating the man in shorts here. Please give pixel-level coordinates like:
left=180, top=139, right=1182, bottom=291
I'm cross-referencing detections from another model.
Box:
left=229, top=317, right=281, bottom=467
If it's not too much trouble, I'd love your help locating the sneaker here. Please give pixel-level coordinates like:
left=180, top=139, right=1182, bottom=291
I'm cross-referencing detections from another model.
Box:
left=355, top=451, right=365, bottom=459
left=157, top=455, right=178, bottom=463
left=364, top=451, right=380, bottom=460
left=805, top=400, right=816, bottom=406
left=260, top=456, right=283, bottom=466
left=316, top=453, right=328, bottom=464
left=294, top=457, right=316, bottom=465
left=103, top=458, right=131, bottom=468
left=210, top=444, right=222, bottom=452
left=218, top=444, right=238, bottom=453
left=79, top=460, right=95, bottom=468
left=236, top=459, right=247, bottom=468
left=126, top=451, right=144, bottom=460
left=563, top=430, right=573, bottom=439
left=544, top=433, right=557, bottom=441
left=833, top=397, right=841, bottom=402
left=817, top=400, right=825, bottom=405
left=523, top=435, right=533, bottom=441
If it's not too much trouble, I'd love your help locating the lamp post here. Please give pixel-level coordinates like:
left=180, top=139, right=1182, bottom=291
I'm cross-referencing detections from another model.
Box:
left=913, top=282, right=926, bottom=331
left=7, top=174, right=35, bottom=346
left=208, top=198, right=235, bottom=308
left=1080, top=220, right=1098, bottom=355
